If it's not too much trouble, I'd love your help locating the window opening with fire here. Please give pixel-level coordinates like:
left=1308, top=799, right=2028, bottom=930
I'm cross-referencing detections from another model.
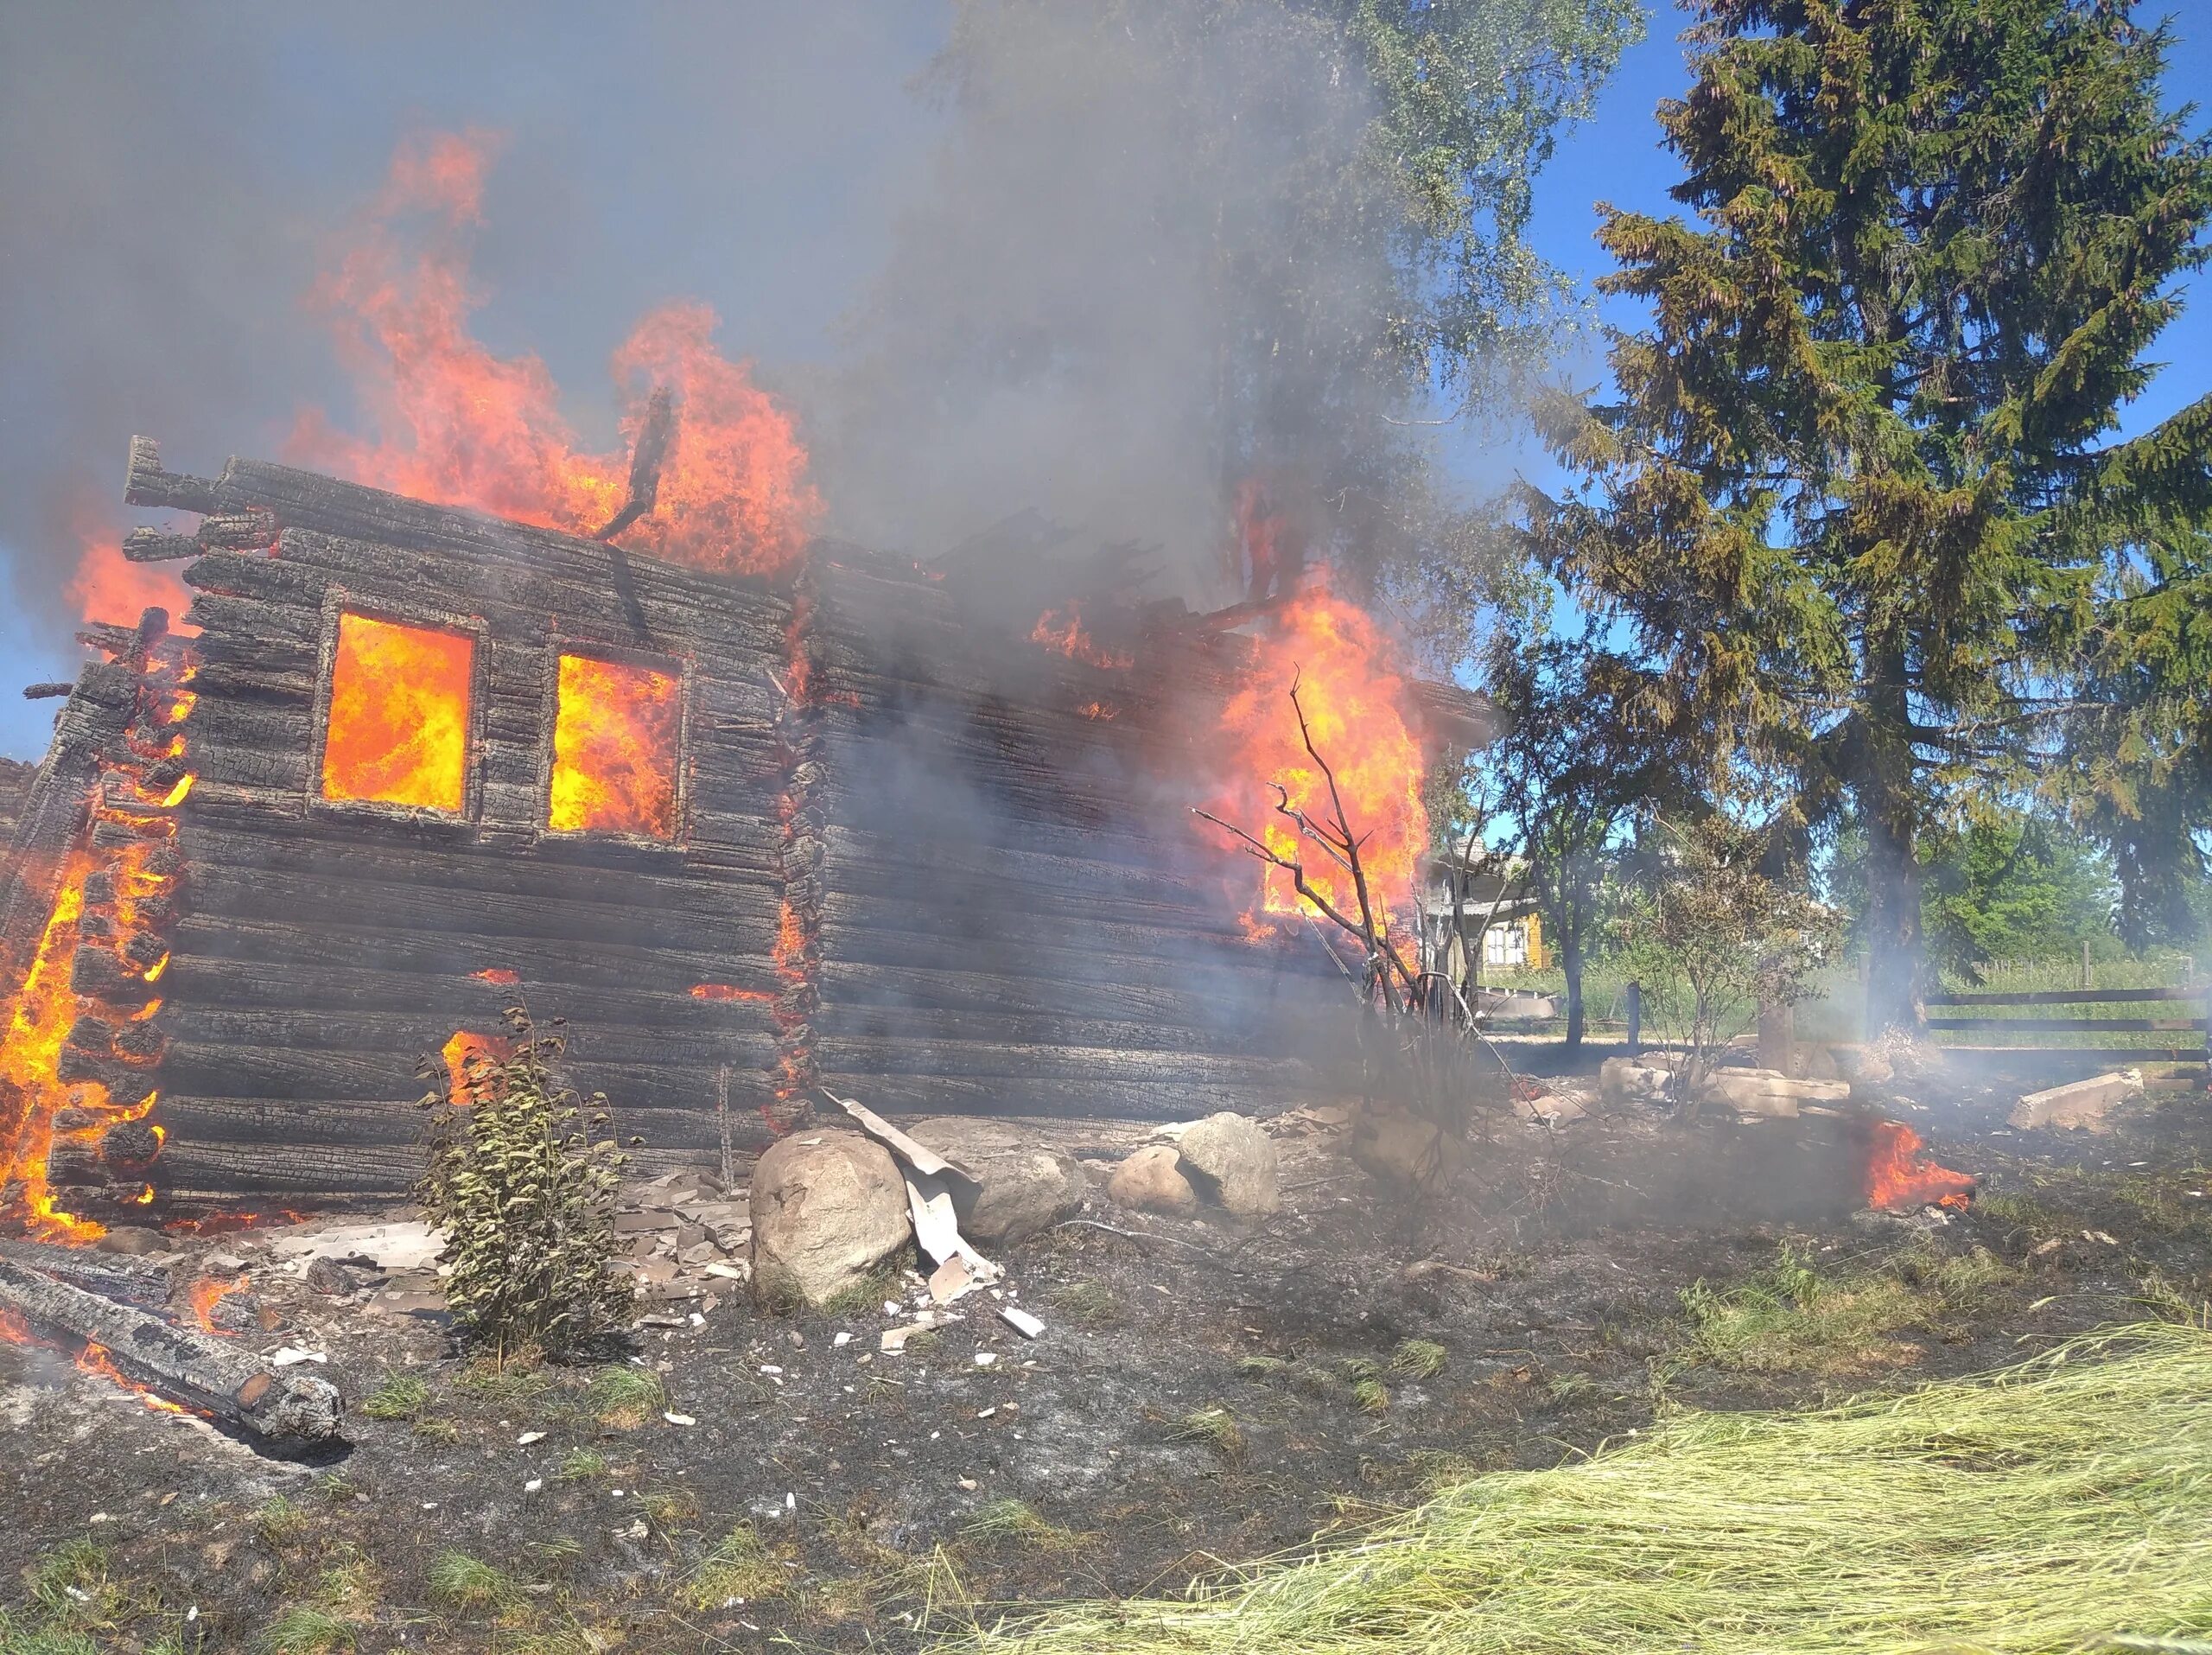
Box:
left=320, top=610, right=476, bottom=813
left=547, top=652, right=683, bottom=839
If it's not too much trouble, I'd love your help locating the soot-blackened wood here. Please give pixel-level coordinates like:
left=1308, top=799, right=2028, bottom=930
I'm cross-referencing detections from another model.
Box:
left=162, top=1094, right=770, bottom=1156
left=815, top=1002, right=1268, bottom=1054
left=164, top=912, right=775, bottom=1003
left=824, top=862, right=1247, bottom=940
left=0, top=1252, right=343, bottom=1442
left=813, top=1036, right=1319, bottom=1086
left=0, top=670, right=135, bottom=970
left=815, top=1072, right=1335, bottom=1122
left=823, top=823, right=1219, bottom=907
left=269, top=526, right=791, bottom=659
left=162, top=1003, right=778, bottom=1073
left=819, top=958, right=1282, bottom=1028
left=817, top=901, right=1332, bottom=987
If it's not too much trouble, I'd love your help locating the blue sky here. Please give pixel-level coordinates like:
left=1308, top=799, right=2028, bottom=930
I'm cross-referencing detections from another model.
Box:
left=2, top=3, right=2206, bottom=759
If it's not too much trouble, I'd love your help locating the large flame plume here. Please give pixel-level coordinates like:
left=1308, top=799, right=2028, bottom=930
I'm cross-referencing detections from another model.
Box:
left=1203, top=572, right=1427, bottom=936
left=289, top=130, right=822, bottom=576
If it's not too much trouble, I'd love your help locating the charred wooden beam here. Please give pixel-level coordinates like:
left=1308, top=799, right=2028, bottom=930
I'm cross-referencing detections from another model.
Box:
left=0, top=1252, right=344, bottom=1443
left=595, top=386, right=677, bottom=542
left=22, top=682, right=73, bottom=700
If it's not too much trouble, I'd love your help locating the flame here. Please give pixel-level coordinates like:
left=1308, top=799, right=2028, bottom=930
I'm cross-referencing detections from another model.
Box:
left=548, top=654, right=681, bottom=837
left=187, top=1273, right=251, bottom=1335
left=441, top=1030, right=512, bottom=1107
left=0, top=1307, right=30, bottom=1344
left=321, top=612, right=474, bottom=811
left=1202, top=571, right=1427, bottom=934
left=1031, top=602, right=1133, bottom=671
left=692, top=983, right=774, bottom=1004
left=76, top=1341, right=188, bottom=1414
left=1865, top=1121, right=1976, bottom=1212
left=0, top=856, right=108, bottom=1242
left=289, top=130, right=821, bottom=576
left=63, top=536, right=197, bottom=633
left=471, top=968, right=519, bottom=985
left=1077, top=700, right=1119, bottom=721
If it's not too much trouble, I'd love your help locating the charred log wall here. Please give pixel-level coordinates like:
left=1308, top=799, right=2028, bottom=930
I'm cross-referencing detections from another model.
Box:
left=70, top=442, right=1351, bottom=1206
left=804, top=555, right=1349, bottom=1122
left=122, top=448, right=790, bottom=1203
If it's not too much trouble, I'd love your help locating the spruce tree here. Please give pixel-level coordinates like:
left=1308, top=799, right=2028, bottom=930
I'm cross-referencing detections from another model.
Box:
left=1528, top=0, right=2212, bottom=1030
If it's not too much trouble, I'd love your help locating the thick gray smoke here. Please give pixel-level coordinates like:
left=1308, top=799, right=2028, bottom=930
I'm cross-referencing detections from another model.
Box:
left=811, top=3, right=1399, bottom=601
left=0, top=3, right=1439, bottom=756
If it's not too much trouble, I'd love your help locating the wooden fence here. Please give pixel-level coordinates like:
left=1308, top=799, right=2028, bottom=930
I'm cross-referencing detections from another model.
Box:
left=1925, top=984, right=2212, bottom=1075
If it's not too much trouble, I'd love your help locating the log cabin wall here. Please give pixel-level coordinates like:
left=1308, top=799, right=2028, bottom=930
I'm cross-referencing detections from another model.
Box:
left=118, top=443, right=791, bottom=1203
left=3, top=440, right=1358, bottom=1212
left=803, top=553, right=1350, bottom=1123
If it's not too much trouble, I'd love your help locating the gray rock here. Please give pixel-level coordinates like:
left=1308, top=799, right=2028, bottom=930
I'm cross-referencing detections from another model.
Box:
left=902, top=1117, right=1089, bottom=1244
left=749, top=1131, right=913, bottom=1307
left=1348, top=1104, right=1466, bottom=1188
left=1105, top=1143, right=1198, bottom=1213
left=1170, top=1112, right=1279, bottom=1215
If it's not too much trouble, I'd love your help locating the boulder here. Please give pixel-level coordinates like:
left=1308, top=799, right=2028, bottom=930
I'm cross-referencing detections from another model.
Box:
left=902, top=1117, right=1088, bottom=1244
left=1105, top=1144, right=1198, bottom=1213
left=749, top=1131, right=912, bottom=1307
left=1599, top=1056, right=1674, bottom=1106
left=1698, top=1067, right=1850, bottom=1119
left=1348, top=1104, right=1465, bottom=1187
left=1168, top=1112, right=1280, bottom=1214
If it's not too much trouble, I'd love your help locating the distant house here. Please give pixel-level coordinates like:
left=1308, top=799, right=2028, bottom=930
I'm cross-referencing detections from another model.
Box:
left=1418, top=853, right=1544, bottom=983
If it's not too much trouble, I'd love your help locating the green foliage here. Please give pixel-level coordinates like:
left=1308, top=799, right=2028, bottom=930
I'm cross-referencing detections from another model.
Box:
left=416, top=1003, right=631, bottom=1359
left=1526, top=0, right=2212, bottom=1031
left=962, top=1499, right=1086, bottom=1552
left=1665, top=1243, right=2012, bottom=1382
left=1615, top=817, right=1842, bottom=1096
left=26, top=1541, right=121, bottom=1630
left=251, top=1497, right=309, bottom=1550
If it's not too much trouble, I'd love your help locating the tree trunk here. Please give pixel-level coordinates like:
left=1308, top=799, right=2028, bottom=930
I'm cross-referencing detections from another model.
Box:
left=1859, top=643, right=1925, bottom=1035
left=1561, top=929, right=1586, bottom=1051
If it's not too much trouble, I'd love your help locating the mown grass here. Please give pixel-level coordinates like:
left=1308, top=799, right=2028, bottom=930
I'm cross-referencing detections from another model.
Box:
left=950, top=1323, right=2212, bottom=1655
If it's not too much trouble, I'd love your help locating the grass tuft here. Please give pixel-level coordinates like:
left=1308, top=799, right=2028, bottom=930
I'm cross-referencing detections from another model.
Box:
left=962, top=1499, right=1088, bottom=1552
left=257, top=1604, right=358, bottom=1654
left=948, top=1324, right=2212, bottom=1655
left=588, top=1365, right=667, bottom=1429
left=1389, top=1340, right=1447, bottom=1380
left=360, top=1372, right=430, bottom=1423
left=1046, top=1282, right=1119, bottom=1326
left=1172, top=1404, right=1244, bottom=1459
left=425, top=1551, right=522, bottom=1615
left=253, top=1496, right=310, bottom=1550
left=1351, top=1378, right=1390, bottom=1416
left=681, top=1525, right=791, bottom=1609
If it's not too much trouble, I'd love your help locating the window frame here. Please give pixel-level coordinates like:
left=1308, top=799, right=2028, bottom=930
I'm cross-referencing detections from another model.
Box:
left=535, top=637, right=693, bottom=849
left=308, top=591, right=488, bottom=828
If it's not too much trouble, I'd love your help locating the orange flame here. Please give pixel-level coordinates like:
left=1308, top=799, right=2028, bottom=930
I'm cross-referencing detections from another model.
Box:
left=321, top=612, right=474, bottom=812
left=1077, top=700, right=1119, bottom=721
left=441, top=1030, right=512, bottom=1108
left=548, top=654, right=681, bottom=837
left=76, top=1341, right=188, bottom=1414
left=1865, top=1121, right=1976, bottom=1212
left=1031, top=602, right=1133, bottom=671
left=289, top=130, right=821, bottom=576
left=471, top=968, right=519, bottom=985
left=0, top=1307, right=31, bottom=1345
left=64, top=535, right=197, bottom=633
left=1203, top=572, right=1427, bottom=935
left=0, top=857, right=108, bottom=1242
left=187, top=1273, right=251, bottom=1335
left=691, top=983, right=774, bottom=1004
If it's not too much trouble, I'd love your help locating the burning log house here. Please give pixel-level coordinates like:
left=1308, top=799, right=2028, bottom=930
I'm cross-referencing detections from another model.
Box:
left=0, top=436, right=1487, bottom=1237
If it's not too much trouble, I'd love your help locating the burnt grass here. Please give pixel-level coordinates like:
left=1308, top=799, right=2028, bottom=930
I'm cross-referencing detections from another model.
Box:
left=6, top=1064, right=2212, bottom=1653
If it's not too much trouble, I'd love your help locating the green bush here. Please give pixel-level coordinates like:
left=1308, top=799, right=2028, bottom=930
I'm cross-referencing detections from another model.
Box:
left=416, top=1003, right=632, bottom=1359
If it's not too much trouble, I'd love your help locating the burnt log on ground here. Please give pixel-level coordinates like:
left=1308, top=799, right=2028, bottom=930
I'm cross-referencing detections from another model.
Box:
left=0, top=1251, right=344, bottom=1443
